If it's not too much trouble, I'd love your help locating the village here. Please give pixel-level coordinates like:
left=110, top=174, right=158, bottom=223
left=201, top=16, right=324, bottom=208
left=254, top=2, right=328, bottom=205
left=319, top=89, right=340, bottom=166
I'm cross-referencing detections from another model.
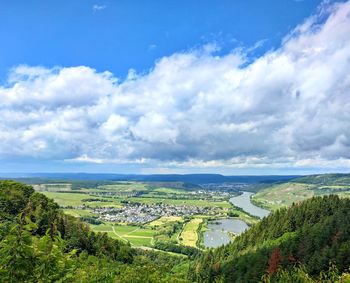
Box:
left=94, top=202, right=219, bottom=224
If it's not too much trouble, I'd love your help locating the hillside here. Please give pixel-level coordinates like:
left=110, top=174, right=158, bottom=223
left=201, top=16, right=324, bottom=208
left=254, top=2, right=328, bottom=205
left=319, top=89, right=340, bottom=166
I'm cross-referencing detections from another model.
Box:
left=291, top=173, right=350, bottom=186
left=252, top=174, right=350, bottom=210
left=0, top=180, right=191, bottom=282
left=192, top=195, right=350, bottom=282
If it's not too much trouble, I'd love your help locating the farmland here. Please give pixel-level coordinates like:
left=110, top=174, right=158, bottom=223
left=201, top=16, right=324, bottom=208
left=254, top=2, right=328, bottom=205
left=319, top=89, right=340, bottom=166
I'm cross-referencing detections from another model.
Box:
left=89, top=223, right=156, bottom=246
left=179, top=218, right=203, bottom=247
left=31, top=180, right=253, bottom=253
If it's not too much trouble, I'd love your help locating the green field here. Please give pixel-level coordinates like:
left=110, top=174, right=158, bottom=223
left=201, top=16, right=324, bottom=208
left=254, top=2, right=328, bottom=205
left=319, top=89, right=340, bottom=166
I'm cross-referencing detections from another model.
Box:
left=42, top=192, right=122, bottom=207
left=179, top=218, right=203, bottom=247
left=153, top=187, right=189, bottom=194
left=148, top=216, right=183, bottom=227
left=97, top=182, right=147, bottom=191
left=129, top=197, right=231, bottom=208
left=63, top=209, right=96, bottom=218
left=90, top=222, right=156, bottom=247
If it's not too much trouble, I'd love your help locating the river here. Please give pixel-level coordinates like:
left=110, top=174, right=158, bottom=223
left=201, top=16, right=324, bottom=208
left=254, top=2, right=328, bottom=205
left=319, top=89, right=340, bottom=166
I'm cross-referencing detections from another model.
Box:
left=203, top=191, right=270, bottom=248
left=229, top=191, right=270, bottom=218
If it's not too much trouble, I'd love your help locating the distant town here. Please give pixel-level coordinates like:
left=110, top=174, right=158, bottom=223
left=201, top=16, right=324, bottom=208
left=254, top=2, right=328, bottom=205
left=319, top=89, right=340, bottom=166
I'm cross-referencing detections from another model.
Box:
left=95, top=203, right=219, bottom=224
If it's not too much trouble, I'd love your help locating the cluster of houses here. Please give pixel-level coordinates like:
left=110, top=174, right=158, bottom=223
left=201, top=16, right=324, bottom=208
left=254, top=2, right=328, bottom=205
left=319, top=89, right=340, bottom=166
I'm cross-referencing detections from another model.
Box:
left=94, top=203, right=218, bottom=224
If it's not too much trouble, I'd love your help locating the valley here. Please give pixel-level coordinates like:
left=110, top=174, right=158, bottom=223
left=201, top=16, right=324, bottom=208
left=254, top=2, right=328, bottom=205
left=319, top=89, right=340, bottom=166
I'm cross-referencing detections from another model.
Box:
left=2, top=174, right=350, bottom=282
left=28, top=173, right=350, bottom=253
left=32, top=180, right=258, bottom=252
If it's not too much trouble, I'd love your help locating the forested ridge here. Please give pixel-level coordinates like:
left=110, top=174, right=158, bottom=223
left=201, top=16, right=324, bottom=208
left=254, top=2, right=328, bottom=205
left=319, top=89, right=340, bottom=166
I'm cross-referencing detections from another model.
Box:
left=290, top=173, right=350, bottom=185
left=192, top=195, right=350, bottom=282
left=0, top=180, right=190, bottom=282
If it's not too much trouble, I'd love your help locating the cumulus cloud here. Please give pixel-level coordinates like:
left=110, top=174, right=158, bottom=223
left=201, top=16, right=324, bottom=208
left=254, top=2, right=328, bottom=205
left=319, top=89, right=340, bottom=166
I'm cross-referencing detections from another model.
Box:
left=1, top=0, right=350, bottom=171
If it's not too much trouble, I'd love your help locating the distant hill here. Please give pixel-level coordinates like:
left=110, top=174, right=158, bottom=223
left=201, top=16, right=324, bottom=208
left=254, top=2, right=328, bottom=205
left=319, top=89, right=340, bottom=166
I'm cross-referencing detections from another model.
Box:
left=192, top=195, right=350, bottom=282
left=290, top=173, right=350, bottom=186
left=253, top=173, right=350, bottom=210
left=0, top=172, right=298, bottom=184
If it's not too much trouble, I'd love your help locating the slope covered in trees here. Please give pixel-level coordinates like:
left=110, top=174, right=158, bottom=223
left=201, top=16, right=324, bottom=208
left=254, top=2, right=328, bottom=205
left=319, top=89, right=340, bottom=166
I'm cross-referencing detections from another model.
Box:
left=0, top=180, right=190, bottom=282
left=192, top=195, right=350, bottom=282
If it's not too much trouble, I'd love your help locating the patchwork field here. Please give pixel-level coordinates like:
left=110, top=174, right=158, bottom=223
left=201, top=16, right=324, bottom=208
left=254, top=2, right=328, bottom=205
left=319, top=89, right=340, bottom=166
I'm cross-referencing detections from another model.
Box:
left=42, top=191, right=123, bottom=207
left=148, top=216, right=183, bottom=227
left=32, top=180, right=251, bottom=251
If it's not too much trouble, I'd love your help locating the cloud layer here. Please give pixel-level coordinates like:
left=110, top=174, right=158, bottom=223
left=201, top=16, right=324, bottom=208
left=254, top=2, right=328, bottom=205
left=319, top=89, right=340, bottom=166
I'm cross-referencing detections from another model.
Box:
left=1, top=0, right=350, bottom=171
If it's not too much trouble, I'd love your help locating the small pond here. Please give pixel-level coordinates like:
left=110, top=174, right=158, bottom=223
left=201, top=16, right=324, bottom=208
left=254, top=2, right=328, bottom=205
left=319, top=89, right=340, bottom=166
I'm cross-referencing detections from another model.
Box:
left=203, top=219, right=248, bottom=248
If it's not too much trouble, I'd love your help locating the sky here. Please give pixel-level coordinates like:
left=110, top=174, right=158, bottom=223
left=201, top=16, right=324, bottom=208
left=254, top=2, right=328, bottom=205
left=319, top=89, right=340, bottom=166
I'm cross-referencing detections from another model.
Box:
left=0, top=0, right=350, bottom=175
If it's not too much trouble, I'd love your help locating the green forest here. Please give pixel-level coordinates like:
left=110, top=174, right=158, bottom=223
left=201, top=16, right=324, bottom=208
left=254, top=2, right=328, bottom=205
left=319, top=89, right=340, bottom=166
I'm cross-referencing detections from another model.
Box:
left=1, top=180, right=350, bottom=282
left=0, top=180, right=191, bottom=282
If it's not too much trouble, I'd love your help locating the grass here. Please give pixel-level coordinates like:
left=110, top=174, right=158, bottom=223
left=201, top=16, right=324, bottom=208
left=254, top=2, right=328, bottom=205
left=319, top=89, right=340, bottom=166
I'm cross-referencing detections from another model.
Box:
left=43, top=192, right=90, bottom=206
left=253, top=183, right=314, bottom=210
left=63, top=209, right=96, bottom=218
left=90, top=222, right=156, bottom=247
left=153, top=187, right=188, bottom=194
left=42, top=192, right=122, bottom=207
left=253, top=182, right=350, bottom=210
left=148, top=216, right=183, bottom=227
left=129, top=197, right=231, bottom=208
left=124, top=237, right=153, bottom=246
left=179, top=218, right=203, bottom=247
left=97, top=182, right=147, bottom=192
left=90, top=223, right=116, bottom=232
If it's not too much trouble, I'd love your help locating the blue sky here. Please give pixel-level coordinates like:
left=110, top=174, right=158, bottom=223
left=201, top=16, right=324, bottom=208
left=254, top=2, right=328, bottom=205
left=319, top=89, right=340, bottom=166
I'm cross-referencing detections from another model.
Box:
left=0, top=0, right=350, bottom=175
left=1, top=0, right=322, bottom=81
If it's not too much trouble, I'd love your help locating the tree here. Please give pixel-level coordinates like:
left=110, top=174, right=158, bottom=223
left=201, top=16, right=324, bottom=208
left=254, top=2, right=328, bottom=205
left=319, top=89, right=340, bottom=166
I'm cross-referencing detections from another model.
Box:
left=267, top=248, right=282, bottom=274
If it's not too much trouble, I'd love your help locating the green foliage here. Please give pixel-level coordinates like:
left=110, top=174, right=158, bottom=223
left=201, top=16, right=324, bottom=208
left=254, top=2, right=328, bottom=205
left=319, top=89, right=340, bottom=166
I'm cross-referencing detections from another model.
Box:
left=292, top=173, right=350, bottom=186
left=0, top=180, right=34, bottom=221
left=227, top=211, right=239, bottom=217
left=154, top=240, right=200, bottom=257
left=193, top=195, right=350, bottom=282
left=0, top=180, right=191, bottom=282
left=6, top=179, right=350, bottom=282
left=263, top=263, right=350, bottom=283
left=0, top=217, right=76, bottom=282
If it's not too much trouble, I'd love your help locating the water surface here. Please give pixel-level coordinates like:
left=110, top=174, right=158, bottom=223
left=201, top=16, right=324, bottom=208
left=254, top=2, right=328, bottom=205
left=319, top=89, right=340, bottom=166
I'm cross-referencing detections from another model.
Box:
left=230, top=191, right=270, bottom=218
left=203, top=219, right=248, bottom=248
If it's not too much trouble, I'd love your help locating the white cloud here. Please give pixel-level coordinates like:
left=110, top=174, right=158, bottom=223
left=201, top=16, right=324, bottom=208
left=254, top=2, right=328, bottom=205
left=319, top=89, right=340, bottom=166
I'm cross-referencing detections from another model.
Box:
left=1, top=0, right=350, bottom=171
left=92, top=4, right=106, bottom=12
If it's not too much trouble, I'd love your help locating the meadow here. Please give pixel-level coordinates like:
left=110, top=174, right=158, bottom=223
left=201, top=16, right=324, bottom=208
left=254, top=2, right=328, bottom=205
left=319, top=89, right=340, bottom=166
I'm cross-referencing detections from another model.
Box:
left=90, top=222, right=156, bottom=246
left=179, top=218, right=203, bottom=247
